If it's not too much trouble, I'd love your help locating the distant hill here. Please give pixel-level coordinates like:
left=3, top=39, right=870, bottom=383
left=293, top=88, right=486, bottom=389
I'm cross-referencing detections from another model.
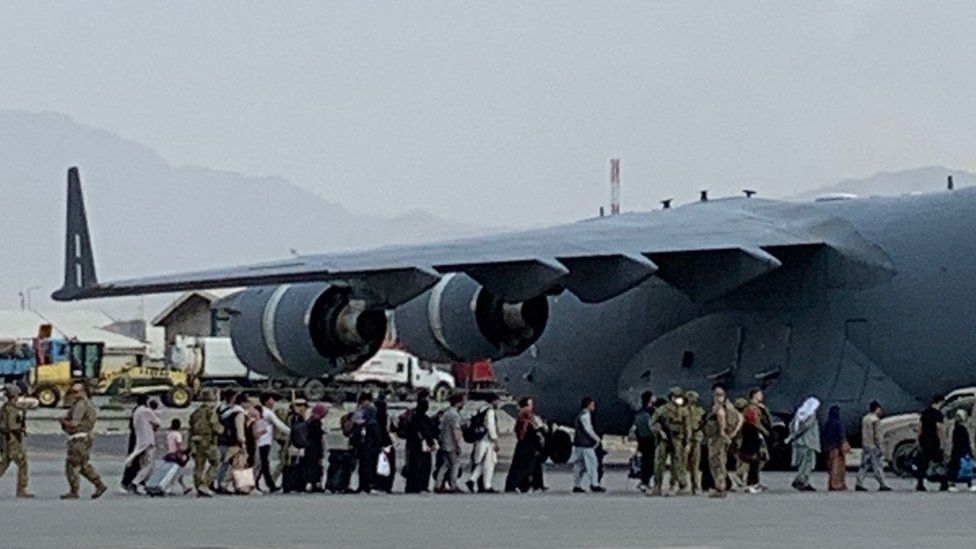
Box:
left=789, top=166, right=976, bottom=201
left=0, top=110, right=494, bottom=314
left=3, top=110, right=973, bottom=319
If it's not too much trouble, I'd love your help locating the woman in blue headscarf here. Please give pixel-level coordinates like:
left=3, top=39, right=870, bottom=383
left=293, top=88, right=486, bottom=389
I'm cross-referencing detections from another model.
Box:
left=822, top=405, right=850, bottom=491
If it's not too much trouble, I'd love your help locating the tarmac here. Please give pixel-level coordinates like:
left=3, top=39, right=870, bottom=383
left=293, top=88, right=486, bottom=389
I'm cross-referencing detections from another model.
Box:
left=0, top=450, right=971, bottom=549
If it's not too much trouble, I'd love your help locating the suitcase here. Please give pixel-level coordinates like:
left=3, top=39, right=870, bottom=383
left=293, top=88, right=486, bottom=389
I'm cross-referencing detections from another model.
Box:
left=144, top=460, right=182, bottom=497
left=282, top=464, right=305, bottom=493
left=326, top=449, right=356, bottom=493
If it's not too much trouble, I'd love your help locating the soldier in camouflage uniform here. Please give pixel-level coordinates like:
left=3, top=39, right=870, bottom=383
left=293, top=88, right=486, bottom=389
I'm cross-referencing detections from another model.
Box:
left=649, top=387, right=691, bottom=496
left=731, top=397, right=750, bottom=490
left=189, top=392, right=223, bottom=497
left=705, top=384, right=742, bottom=498
left=0, top=384, right=35, bottom=497
left=58, top=382, right=107, bottom=499
left=684, top=390, right=707, bottom=495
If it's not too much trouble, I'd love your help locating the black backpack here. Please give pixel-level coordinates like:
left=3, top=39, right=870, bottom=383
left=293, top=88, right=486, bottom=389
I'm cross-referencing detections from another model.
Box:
left=217, top=409, right=239, bottom=446
left=462, top=408, right=489, bottom=443
left=289, top=420, right=309, bottom=449
left=396, top=409, right=413, bottom=439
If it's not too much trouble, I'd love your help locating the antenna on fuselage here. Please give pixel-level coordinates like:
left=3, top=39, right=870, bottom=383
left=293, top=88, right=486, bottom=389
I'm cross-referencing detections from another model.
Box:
left=660, top=198, right=673, bottom=210
left=948, top=175, right=954, bottom=191
left=743, top=189, right=757, bottom=198
left=699, top=190, right=709, bottom=202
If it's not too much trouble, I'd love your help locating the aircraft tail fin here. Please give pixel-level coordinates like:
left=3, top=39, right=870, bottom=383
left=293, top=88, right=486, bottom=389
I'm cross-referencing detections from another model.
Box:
left=52, top=167, right=99, bottom=300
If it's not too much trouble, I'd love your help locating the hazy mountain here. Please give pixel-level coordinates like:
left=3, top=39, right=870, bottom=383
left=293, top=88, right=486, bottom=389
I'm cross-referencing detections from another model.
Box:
left=0, top=110, right=494, bottom=315
left=789, top=166, right=976, bottom=201
left=3, top=109, right=972, bottom=320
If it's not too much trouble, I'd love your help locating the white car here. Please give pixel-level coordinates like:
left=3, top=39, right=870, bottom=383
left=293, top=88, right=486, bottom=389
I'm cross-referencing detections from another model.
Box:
left=879, top=387, right=976, bottom=476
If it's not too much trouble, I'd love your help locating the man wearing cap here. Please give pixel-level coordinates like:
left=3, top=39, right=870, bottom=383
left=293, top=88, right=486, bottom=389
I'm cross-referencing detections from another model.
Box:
left=0, top=383, right=37, bottom=497
left=649, top=387, right=691, bottom=496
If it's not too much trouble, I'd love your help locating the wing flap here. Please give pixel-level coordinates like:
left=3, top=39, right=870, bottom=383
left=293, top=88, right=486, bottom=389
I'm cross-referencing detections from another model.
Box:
left=649, top=247, right=783, bottom=303
left=558, top=253, right=659, bottom=303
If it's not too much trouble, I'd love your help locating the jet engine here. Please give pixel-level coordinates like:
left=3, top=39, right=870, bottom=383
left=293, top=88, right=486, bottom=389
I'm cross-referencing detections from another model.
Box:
left=229, top=282, right=388, bottom=377
left=394, top=273, right=549, bottom=362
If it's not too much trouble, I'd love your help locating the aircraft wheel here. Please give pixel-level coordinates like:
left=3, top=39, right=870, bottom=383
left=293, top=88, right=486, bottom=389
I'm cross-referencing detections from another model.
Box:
left=303, top=379, right=328, bottom=402
left=432, top=383, right=451, bottom=403
left=546, top=429, right=572, bottom=464
left=891, top=440, right=918, bottom=477
left=34, top=385, right=60, bottom=408
left=166, top=384, right=193, bottom=408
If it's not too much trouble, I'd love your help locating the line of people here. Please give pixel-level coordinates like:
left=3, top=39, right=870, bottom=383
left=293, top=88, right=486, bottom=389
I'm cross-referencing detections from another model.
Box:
left=114, top=387, right=510, bottom=497
left=631, top=385, right=774, bottom=498
left=8, top=379, right=975, bottom=499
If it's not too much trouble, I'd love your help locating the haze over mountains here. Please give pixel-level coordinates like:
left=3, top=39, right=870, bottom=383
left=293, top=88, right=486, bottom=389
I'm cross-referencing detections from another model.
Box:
left=1, top=110, right=971, bottom=319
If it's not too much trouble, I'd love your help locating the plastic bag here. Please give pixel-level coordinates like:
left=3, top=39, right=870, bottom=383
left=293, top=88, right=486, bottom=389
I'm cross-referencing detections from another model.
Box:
left=232, top=467, right=255, bottom=494
left=376, top=450, right=391, bottom=477
left=959, top=456, right=974, bottom=482
left=628, top=453, right=642, bottom=479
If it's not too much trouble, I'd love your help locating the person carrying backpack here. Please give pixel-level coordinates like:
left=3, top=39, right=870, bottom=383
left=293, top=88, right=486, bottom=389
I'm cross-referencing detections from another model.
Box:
left=283, top=403, right=309, bottom=493
left=216, top=393, right=247, bottom=493
left=465, top=394, right=501, bottom=493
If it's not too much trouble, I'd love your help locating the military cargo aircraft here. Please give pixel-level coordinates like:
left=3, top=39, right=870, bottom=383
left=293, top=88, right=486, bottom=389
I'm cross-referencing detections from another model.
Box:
left=53, top=167, right=976, bottom=440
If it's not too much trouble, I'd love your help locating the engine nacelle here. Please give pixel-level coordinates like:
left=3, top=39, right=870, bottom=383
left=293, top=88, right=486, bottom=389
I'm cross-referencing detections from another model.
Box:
left=230, top=282, right=387, bottom=377
left=394, top=273, right=548, bottom=362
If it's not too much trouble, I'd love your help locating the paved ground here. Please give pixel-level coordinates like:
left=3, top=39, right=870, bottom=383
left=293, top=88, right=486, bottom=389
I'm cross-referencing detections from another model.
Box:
left=0, top=455, right=971, bottom=549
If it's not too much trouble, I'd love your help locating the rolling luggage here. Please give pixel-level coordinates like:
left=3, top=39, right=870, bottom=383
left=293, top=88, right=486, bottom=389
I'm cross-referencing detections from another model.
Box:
left=282, top=464, right=305, bottom=493
left=326, top=449, right=356, bottom=493
left=144, top=460, right=182, bottom=496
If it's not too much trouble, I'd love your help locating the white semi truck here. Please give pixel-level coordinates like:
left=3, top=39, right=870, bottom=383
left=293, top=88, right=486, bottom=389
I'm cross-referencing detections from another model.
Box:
left=171, top=336, right=455, bottom=402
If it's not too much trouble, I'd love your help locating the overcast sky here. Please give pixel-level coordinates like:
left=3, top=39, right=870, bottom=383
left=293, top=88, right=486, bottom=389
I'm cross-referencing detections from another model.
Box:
left=2, top=1, right=975, bottom=227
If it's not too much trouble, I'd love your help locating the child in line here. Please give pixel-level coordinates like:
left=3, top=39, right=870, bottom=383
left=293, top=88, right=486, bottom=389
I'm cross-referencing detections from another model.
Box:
left=164, top=418, right=193, bottom=495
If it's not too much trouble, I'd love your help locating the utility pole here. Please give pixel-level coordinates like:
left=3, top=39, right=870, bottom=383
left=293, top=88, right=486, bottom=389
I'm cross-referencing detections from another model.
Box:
left=19, top=286, right=40, bottom=311
left=610, top=158, right=620, bottom=215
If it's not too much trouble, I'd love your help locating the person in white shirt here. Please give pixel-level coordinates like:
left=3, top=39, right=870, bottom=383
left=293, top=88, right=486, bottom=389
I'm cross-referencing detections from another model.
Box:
left=466, top=394, right=501, bottom=493
left=571, top=397, right=605, bottom=493
left=125, top=398, right=162, bottom=491
left=257, top=393, right=291, bottom=492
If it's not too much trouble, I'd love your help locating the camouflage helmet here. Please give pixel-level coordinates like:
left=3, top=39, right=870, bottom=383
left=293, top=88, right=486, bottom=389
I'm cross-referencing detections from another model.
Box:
left=668, top=386, right=684, bottom=398
left=3, top=383, right=20, bottom=397
left=733, top=397, right=749, bottom=410
left=685, top=390, right=700, bottom=402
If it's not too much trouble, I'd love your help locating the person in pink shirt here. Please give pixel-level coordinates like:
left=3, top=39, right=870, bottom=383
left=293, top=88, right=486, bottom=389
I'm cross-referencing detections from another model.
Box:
left=164, top=418, right=192, bottom=495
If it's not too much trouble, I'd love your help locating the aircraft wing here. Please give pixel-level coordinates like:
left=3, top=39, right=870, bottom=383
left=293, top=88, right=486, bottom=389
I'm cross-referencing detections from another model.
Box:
left=53, top=168, right=843, bottom=306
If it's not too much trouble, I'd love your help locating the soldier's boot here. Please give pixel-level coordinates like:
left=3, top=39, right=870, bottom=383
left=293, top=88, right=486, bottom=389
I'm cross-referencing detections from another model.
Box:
left=648, top=483, right=663, bottom=497
left=15, top=461, right=30, bottom=498
left=691, top=472, right=702, bottom=495
left=91, top=482, right=108, bottom=499
left=59, top=492, right=80, bottom=499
